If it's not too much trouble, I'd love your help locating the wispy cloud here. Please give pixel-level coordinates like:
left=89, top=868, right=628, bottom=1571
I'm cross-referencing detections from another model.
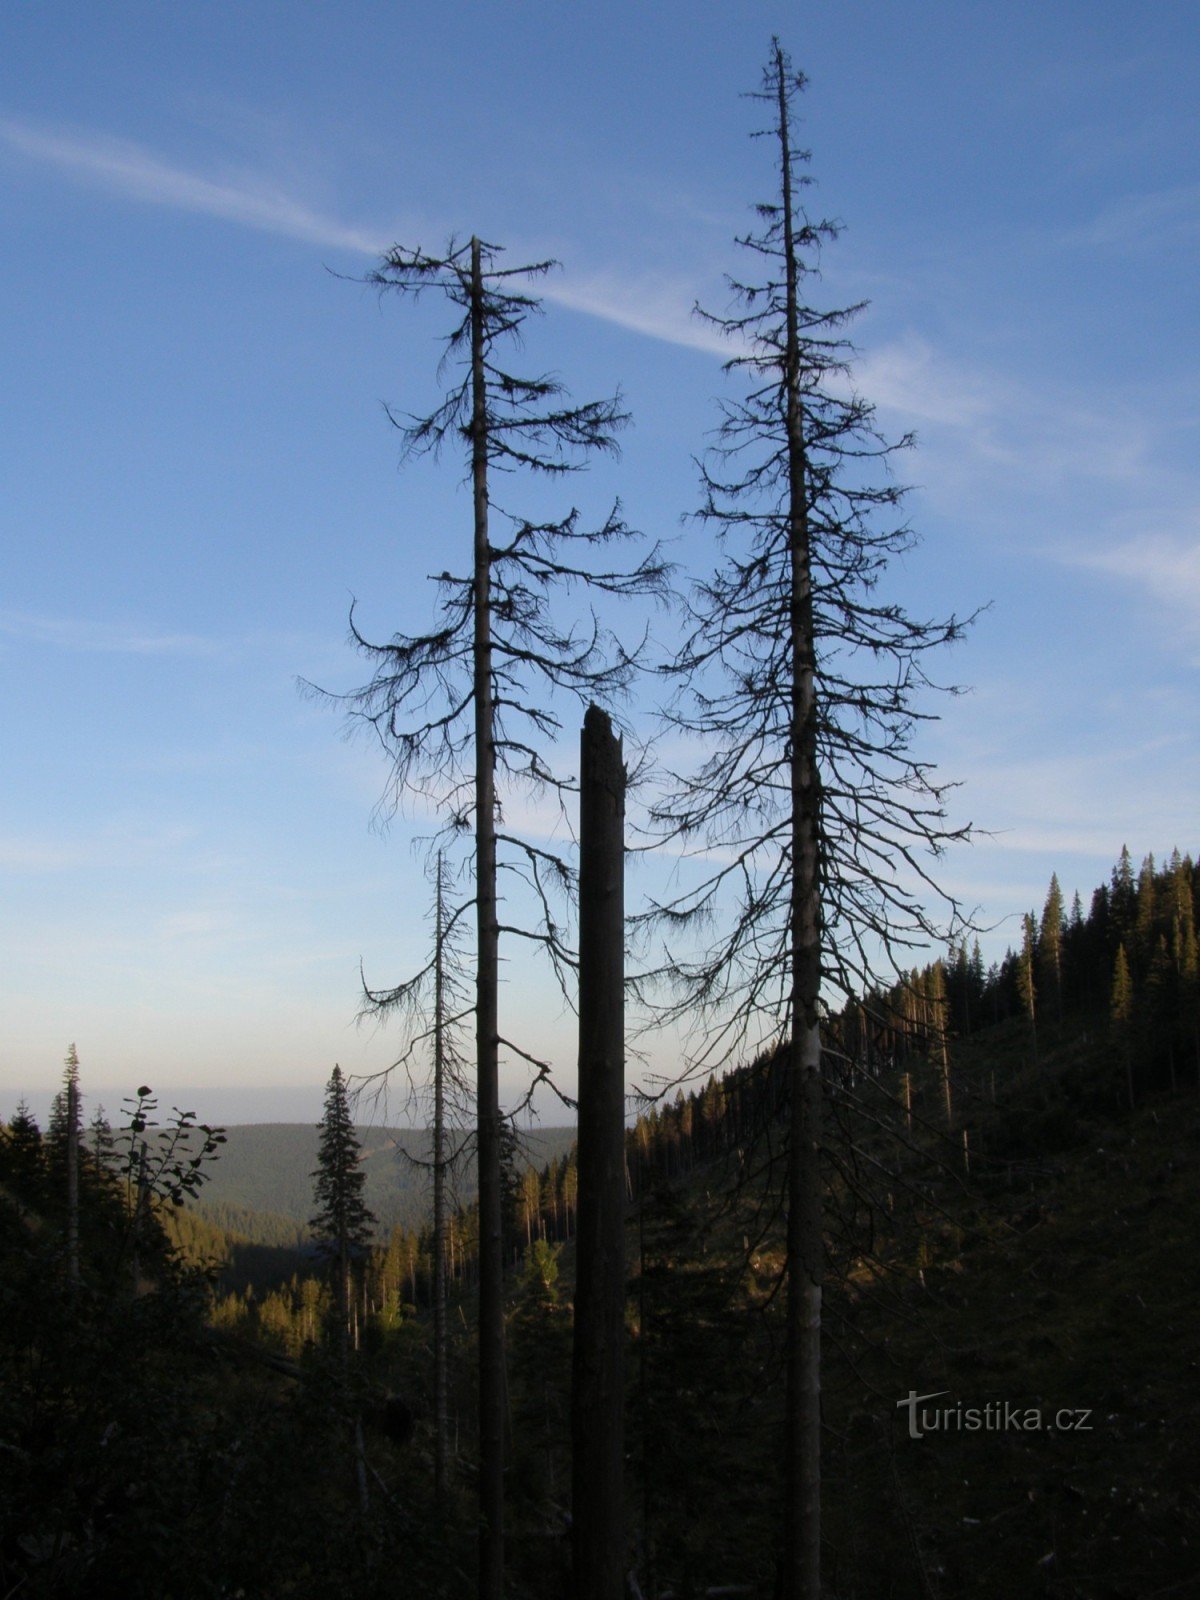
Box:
left=1, top=115, right=734, bottom=357
left=0, top=820, right=200, bottom=877
left=0, top=609, right=226, bottom=657
left=855, top=336, right=998, bottom=432
left=4, top=117, right=1191, bottom=520
left=1062, top=529, right=1200, bottom=626
left=541, top=270, right=731, bottom=357
left=938, top=725, right=1198, bottom=871
left=0, top=117, right=390, bottom=256
left=0, top=836, right=86, bottom=872
left=1065, top=183, right=1200, bottom=253
left=856, top=333, right=1152, bottom=491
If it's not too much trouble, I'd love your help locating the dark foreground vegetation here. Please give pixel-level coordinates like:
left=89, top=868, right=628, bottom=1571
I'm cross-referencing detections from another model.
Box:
left=2, top=848, right=1198, bottom=1598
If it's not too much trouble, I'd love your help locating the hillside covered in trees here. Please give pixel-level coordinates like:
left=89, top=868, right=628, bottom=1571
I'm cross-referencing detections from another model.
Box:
left=189, top=1120, right=576, bottom=1234
left=3, top=846, right=1197, bottom=1598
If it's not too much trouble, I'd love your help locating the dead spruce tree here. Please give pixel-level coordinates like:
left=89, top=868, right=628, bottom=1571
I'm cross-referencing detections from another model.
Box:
left=646, top=44, right=973, bottom=1600
left=360, top=848, right=473, bottom=1519
left=317, top=236, right=665, bottom=1600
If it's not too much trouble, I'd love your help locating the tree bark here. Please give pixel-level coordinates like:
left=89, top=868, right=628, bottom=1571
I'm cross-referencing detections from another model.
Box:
left=131, top=1141, right=149, bottom=1294
left=778, top=49, right=823, bottom=1600
left=434, top=852, right=450, bottom=1518
left=572, top=704, right=627, bottom=1600
left=66, top=1074, right=80, bottom=1288
left=470, top=235, right=505, bottom=1600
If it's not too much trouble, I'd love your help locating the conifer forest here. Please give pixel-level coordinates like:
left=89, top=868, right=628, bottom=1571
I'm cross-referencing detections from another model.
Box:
left=3, top=41, right=1198, bottom=1600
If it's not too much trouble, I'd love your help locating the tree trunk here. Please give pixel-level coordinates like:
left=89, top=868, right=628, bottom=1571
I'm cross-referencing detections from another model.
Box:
left=131, top=1141, right=149, bottom=1294
left=434, top=852, right=450, bottom=1517
left=572, top=705, right=627, bottom=1600
left=66, top=1075, right=80, bottom=1288
left=470, top=235, right=505, bottom=1600
left=355, top=1415, right=370, bottom=1514
left=338, top=1234, right=351, bottom=1360
left=1125, top=1042, right=1135, bottom=1112
left=778, top=51, right=823, bottom=1600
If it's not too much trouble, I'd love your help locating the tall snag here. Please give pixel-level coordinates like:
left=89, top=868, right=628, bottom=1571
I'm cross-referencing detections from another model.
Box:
left=647, top=44, right=973, bottom=1599
left=431, top=851, right=459, bottom=1516
left=361, top=848, right=473, bottom=1519
left=572, top=705, right=627, bottom=1600
left=313, top=236, right=665, bottom=1599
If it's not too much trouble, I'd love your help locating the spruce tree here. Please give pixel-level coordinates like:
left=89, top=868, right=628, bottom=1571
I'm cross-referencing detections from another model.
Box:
left=1111, top=943, right=1135, bottom=1109
left=1065, top=891, right=1086, bottom=1008
left=88, top=1105, right=113, bottom=1168
left=1175, top=912, right=1199, bottom=1078
left=48, top=1043, right=82, bottom=1149
left=1111, top=934, right=1131, bottom=1001
left=310, top=1065, right=377, bottom=1343
left=1017, top=913, right=1039, bottom=1066
left=1, top=1099, right=44, bottom=1211
left=1135, top=853, right=1158, bottom=962
left=969, top=939, right=986, bottom=1021
left=646, top=42, right=973, bottom=1600
left=1146, top=932, right=1177, bottom=1089
left=1039, top=874, right=1065, bottom=1024
left=314, top=235, right=665, bottom=1597
left=1111, top=846, right=1136, bottom=951
left=360, top=850, right=473, bottom=1515
left=927, top=959, right=953, bottom=1128
left=948, top=938, right=973, bottom=1034
left=47, top=1045, right=83, bottom=1285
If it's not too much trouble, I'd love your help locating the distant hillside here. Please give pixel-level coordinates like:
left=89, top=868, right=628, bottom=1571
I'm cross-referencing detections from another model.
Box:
left=194, top=1122, right=576, bottom=1238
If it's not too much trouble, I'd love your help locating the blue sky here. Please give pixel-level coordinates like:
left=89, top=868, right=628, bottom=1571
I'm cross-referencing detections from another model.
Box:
left=3, top=2, right=1197, bottom=1126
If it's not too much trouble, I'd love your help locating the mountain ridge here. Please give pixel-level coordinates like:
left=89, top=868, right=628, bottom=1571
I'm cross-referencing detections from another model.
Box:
left=192, top=1120, right=576, bottom=1236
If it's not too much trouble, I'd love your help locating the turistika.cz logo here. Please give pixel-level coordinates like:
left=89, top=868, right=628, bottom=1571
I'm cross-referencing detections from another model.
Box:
left=897, top=1390, right=1094, bottom=1440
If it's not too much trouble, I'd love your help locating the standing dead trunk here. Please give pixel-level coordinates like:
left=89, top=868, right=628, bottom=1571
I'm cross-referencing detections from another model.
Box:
left=355, top=1415, right=370, bottom=1514
left=646, top=41, right=970, bottom=1596
left=779, top=56, right=823, bottom=1600
left=66, top=1074, right=80, bottom=1288
left=332, top=228, right=657, bottom=1600
left=470, top=235, right=505, bottom=1600
left=131, top=1141, right=148, bottom=1294
left=572, top=705, right=627, bottom=1600
left=433, top=852, right=450, bottom=1517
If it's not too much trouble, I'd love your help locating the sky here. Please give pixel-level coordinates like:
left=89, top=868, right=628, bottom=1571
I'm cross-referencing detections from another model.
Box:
left=3, top=1, right=1197, bottom=1127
